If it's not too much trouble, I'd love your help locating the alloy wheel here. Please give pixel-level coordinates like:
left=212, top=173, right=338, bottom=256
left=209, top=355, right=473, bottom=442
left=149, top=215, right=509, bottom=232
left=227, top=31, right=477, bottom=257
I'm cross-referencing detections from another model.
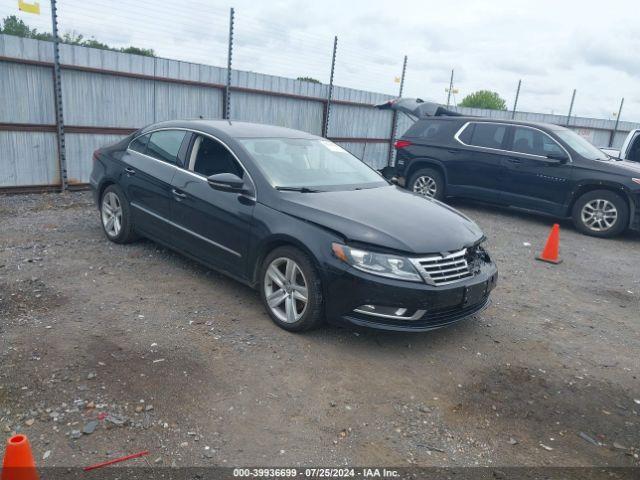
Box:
left=101, top=191, right=123, bottom=238
left=413, top=175, right=437, bottom=197
left=581, top=199, right=618, bottom=232
left=264, top=257, right=308, bottom=324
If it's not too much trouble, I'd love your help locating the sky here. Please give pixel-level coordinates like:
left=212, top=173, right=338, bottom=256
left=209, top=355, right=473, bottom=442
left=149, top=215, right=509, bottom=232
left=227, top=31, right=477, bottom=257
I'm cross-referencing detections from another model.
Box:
left=2, top=0, right=639, bottom=121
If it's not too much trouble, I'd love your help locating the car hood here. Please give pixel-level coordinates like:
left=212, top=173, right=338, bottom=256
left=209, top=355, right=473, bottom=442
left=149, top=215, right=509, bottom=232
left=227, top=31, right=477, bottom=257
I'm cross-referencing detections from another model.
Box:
left=275, top=186, right=484, bottom=254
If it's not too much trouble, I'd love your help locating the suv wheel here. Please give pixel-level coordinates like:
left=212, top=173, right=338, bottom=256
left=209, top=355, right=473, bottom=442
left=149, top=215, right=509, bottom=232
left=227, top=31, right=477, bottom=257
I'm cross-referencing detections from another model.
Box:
left=260, top=246, right=324, bottom=332
left=572, top=190, right=628, bottom=238
left=100, top=184, right=138, bottom=244
left=408, top=168, right=444, bottom=200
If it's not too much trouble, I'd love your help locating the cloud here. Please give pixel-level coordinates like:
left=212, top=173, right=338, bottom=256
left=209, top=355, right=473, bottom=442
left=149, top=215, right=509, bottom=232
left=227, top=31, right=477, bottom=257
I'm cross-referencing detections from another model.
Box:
left=0, top=0, right=638, bottom=121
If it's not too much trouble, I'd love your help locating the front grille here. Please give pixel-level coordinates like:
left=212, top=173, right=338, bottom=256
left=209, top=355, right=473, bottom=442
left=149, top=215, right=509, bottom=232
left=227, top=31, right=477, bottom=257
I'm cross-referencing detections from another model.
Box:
left=411, top=248, right=473, bottom=286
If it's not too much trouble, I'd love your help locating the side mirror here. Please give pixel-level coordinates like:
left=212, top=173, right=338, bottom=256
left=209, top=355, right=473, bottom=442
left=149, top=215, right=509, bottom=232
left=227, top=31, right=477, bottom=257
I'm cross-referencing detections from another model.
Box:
left=207, top=173, right=246, bottom=192
left=546, top=152, right=569, bottom=164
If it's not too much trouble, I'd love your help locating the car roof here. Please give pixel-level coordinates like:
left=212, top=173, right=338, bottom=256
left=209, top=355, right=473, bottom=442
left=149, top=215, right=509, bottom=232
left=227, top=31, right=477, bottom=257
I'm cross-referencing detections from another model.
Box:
left=421, top=116, right=568, bottom=132
left=140, top=119, right=319, bottom=139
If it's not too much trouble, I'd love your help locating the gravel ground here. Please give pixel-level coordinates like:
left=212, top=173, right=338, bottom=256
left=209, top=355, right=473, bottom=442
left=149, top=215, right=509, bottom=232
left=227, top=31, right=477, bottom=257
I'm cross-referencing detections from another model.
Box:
left=0, top=191, right=639, bottom=469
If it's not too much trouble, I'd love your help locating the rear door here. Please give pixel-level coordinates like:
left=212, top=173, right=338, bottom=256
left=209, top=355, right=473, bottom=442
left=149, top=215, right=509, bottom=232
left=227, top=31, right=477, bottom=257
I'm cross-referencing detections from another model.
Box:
left=170, top=134, right=255, bottom=279
left=450, top=122, right=510, bottom=202
left=120, top=129, right=189, bottom=241
left=500, top=126, right=573, bottom=215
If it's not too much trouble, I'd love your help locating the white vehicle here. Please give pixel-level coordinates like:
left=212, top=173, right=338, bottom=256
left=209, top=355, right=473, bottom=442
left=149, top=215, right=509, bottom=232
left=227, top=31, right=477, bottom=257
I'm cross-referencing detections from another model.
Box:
left=603, top=129, right=640, bottom=162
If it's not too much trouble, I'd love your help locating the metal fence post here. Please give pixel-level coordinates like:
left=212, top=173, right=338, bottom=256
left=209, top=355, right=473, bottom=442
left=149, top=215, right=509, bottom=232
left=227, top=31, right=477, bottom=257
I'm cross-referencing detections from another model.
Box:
left=446, top=69, right=454, bottom=108
left=511, top=79, right=521, bottom=119
left=608, top=98, right=624, bottom=147
left=566, top=89, right=576, bottom=126
left=50, top=0, right=68, bottom=190
left=322, top=35, right=338, bottom=138
left=388, top=55, right=407, bottom=166
left=223, top=7, right=234, bottom=120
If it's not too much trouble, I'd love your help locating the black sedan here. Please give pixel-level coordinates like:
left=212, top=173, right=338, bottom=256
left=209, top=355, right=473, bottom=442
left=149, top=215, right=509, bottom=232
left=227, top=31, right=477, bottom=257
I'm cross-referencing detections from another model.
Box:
left=90, top=120, right=498, bottom=332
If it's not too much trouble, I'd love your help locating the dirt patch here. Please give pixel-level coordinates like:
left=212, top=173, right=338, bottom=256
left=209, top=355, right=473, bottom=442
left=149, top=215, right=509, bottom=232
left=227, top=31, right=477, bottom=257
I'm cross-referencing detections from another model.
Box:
left=0, top=278, right=66, bottom=318
left=451, top=365, right=639, bottom=460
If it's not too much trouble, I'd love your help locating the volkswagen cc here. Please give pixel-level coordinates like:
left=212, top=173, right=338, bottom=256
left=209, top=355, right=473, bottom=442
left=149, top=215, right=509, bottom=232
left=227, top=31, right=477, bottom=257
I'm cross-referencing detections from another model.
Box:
left=90, top=120, right=498, bottom=332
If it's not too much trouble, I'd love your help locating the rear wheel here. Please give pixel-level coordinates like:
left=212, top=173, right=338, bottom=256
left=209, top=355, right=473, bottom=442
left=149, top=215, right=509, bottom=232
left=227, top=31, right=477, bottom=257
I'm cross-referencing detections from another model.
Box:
left=571, top=190, right=628, bottom=238
left=408, top=167, right=445, bottom=200
left=100, top=184, right=138, bottom=243
left=259, top=246, right=324, bottom=332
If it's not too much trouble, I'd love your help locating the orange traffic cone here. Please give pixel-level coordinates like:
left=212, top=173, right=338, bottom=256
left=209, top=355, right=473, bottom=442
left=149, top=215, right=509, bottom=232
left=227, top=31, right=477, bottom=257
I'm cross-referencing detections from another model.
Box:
left=1, top=435, right=39, bottom=480
left=536, top=224, right=562, bottom=264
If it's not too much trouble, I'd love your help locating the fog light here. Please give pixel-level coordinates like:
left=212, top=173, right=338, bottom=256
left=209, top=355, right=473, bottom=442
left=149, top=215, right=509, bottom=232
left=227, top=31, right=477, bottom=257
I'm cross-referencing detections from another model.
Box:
left=353, top=304, right=425, bottom=321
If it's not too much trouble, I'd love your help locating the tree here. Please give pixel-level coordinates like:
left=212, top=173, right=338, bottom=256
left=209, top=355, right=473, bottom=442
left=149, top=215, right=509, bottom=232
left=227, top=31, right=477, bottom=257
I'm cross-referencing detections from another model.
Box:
left=459, top=90, right=507, bottom=110
left=0, top=15, right=52, bottom=41
left=0, top=15, right=154, bottom=57
left=297, top=76, right=321, bottom=84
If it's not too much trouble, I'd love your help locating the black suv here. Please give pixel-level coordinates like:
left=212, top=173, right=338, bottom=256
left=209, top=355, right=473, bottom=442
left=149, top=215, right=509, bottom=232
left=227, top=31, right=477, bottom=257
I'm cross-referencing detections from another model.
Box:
left=383, top=99, right=640, bottom=237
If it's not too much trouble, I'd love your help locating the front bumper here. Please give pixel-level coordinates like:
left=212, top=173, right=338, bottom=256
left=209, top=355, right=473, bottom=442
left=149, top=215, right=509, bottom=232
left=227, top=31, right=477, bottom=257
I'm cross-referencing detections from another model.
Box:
left=324, top=260, right=498, bottom=332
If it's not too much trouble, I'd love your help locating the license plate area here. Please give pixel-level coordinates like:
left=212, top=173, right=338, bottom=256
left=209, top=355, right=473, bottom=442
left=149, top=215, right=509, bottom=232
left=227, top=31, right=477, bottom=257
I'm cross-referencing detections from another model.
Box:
left=462, top=281, right=487, bottom=306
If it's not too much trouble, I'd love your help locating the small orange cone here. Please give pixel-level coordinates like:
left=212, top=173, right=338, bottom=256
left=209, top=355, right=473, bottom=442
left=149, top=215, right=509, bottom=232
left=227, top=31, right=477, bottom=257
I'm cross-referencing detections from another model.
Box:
left=1, top=435, right=39, bottom=480
left=536, top=224, right=562, bottom=264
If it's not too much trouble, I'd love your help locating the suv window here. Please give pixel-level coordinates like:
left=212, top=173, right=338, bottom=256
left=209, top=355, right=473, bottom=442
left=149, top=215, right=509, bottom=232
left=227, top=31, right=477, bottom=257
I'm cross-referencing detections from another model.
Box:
left=146, top=130, right=186, bottom=164
left=190, top=136, right=243, bottom=178
left=404, top=120, right=456, bottom=142
left=468, top=123, right=507, bottom=149
left=129, top=133, right=150, bottom=153
left=512, top=127, right=564, bottom=157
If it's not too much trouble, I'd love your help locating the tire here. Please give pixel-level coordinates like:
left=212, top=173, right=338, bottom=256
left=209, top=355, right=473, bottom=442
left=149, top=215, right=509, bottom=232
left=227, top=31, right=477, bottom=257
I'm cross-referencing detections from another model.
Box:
left=100, top=184, right=138, bottom=244
left=408, top=167, right=445, bottom=200
left=571, top=189, right=629, bottom=238
left=259, top=246, right=324, bottom=332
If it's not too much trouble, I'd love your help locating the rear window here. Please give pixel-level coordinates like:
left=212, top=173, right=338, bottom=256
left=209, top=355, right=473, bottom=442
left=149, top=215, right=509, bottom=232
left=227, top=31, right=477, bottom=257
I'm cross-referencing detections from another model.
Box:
left=403, top=120, right=457, bottom=143
left=146, top=130, right=186, bottom=164
left=467, top=123, right=507, bottom=149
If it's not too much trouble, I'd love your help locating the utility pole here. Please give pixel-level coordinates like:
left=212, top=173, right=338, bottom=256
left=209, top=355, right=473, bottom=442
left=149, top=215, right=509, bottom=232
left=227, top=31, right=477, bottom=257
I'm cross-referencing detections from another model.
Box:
left=224, top=7, right=234, bottom=120
left=322, top=35, right=338, bottom=138
left=50, top=0, right=68, bottom=190
left=446, top=69, right=454, bottom=108
left=388, top=55, right=408, bottom=166
left=566, top=89, right=576, bottom=126
left=511, top=79, right=521, bottom=119
left=609, top=97, right=624, bottom=147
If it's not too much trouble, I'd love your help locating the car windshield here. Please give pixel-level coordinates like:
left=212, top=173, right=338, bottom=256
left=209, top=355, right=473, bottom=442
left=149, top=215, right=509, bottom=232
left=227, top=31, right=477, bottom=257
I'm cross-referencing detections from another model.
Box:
left=238, top=138, right=388, bottom=190
left=553, top=129, right=608, bottom=161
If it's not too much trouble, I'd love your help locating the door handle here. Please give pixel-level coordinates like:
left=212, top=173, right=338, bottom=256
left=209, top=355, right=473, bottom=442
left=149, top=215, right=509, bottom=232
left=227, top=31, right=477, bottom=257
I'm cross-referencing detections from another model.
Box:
left=171, top=188, right=187, bottom=199
left=506, top=157, right=523, bottom=165
left=125, top=167, right=136, bottom=175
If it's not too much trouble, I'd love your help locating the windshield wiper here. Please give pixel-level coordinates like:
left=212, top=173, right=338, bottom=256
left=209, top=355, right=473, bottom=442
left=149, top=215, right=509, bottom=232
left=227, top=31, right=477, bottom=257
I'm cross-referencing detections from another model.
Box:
left=275, top=186, right=323, bottom=193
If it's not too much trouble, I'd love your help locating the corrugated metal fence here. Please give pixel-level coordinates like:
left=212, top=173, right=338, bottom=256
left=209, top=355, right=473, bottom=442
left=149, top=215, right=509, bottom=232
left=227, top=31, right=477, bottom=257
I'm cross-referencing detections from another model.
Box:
left=1, top=33, right=639, bottom=190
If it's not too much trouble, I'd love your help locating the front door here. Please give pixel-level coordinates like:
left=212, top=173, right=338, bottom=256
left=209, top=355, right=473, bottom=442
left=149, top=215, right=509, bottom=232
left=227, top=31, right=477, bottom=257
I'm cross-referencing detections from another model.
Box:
left=500, top=126, right=573, bottom=215
left=170, top=134, right=255, bottom=280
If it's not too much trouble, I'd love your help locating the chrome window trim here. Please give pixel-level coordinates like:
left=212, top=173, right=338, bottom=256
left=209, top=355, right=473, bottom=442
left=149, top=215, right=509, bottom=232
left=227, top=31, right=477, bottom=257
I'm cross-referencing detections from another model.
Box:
left=130, top=201, right=242, bottom=258
left=453, top=121, right=573, bottom=163
left=126, top=127, right=257, bottom=201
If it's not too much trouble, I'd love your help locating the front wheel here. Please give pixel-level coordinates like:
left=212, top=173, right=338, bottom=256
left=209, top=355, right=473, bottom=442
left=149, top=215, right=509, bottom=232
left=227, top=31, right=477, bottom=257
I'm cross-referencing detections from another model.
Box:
left=259, top=246, right=324, bottom=332
left=571, top=190, right=628, bottom=238
left=408, top=168, right=445, bottom=200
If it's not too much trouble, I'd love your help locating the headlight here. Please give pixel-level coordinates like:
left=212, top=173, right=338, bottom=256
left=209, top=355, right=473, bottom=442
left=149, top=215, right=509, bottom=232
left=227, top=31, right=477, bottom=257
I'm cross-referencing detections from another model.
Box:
left=331, top=243, right=422, bottom=282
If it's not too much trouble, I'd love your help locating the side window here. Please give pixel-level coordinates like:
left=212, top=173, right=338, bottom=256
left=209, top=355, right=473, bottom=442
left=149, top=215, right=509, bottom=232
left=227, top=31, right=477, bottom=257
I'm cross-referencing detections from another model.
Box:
left=457, top=123, right=474, bottom=144
left=190, top=136, right=243, bottom=178
left=469, top=123, right=507, bottom=149
left=129, top=134, right=150, bottom=153
left=146, top=130, right=186, bottom=164
left=512, top=127, right=563, bottom=157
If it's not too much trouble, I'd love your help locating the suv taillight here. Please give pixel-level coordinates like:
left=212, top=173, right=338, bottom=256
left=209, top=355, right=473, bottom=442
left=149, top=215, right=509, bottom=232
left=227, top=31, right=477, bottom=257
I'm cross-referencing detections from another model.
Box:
left=92, top=149, right=101, bottom=162
left=394, top=140, right=412, bottom=149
